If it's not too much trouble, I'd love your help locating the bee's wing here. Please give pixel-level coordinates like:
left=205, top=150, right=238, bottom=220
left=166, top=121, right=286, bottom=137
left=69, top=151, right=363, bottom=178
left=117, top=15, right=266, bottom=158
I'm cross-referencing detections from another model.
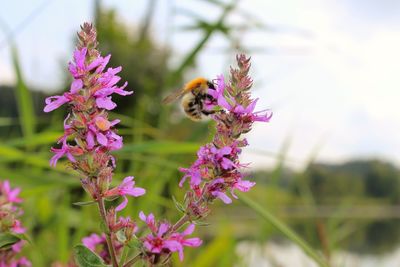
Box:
left=162, top=88, right=185, bottom=104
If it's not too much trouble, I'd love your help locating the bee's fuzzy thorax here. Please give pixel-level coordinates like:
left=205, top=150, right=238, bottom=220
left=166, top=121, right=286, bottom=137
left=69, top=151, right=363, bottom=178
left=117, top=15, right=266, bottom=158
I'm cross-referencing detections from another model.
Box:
left=183, top=77, right=208, bottom=93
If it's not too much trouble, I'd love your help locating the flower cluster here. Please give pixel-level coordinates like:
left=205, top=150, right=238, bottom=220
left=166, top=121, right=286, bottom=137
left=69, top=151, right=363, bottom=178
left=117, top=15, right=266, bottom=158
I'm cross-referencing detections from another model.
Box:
left=44, top=22, right=145, bottom=206
left=46, top=22, right=268, bottom=266
left=45, top=23, right=145, bottom=267
left=180, top=55, right=271, bottom=213
left=139, top=212, right=201, bottom=263
left=0, top=180, right=30, bottom=267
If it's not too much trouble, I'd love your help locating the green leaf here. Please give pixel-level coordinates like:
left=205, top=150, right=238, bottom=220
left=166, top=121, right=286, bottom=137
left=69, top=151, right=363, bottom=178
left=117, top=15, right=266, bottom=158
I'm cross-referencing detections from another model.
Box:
left=73, top=201, right=97, bottom=206
left=172, top=196, right=186, bottom=213
left=193, top=220, right=211, bottom=227
left=0, top=233, right=21, bottom=249
left=74, top=245, right=108, bottom=267
left=238, top=193, right=330, bottom=267
left=127, top=238, right=142, bottom=249
left=11, top=45, right=36, bottom=138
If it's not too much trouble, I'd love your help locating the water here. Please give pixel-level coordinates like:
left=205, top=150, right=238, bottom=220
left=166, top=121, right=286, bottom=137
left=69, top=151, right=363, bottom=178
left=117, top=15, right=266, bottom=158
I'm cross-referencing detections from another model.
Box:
left=236, top=242, right=400, bottom=267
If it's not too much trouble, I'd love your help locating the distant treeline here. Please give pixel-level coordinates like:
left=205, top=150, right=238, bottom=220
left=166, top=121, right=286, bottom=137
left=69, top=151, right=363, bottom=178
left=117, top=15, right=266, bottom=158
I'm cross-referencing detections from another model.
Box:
left=250, top=159, right=400, bottom=254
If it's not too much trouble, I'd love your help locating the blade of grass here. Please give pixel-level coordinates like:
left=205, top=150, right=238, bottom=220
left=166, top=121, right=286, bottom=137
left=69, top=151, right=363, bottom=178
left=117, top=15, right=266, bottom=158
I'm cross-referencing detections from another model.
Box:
left=116, top=141, right=200, bottom=155
left=8, top=131, right=63, bottom=147
left=238, top=193, right=329, bottom=267
left=11, top=45, right=36, bottom=138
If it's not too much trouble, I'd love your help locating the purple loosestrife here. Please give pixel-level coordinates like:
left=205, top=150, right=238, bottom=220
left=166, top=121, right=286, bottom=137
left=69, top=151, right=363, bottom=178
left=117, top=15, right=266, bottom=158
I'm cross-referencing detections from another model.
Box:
left=124, top=55, right=270, bottom=266
left=180, top=54, right=271, bottom=212
left=44, top=23, right=145, bottom=267
left=139, top=212, right=202, bottom=263
left=0, top=180, right=31, bottom=267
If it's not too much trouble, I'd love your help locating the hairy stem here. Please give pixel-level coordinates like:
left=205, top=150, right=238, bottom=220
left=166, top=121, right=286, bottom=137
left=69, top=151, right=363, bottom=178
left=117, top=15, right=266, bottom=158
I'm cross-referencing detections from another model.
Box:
left=170, top=214, right=190, bottom=234
left=97, top=197, right=119, bottom=267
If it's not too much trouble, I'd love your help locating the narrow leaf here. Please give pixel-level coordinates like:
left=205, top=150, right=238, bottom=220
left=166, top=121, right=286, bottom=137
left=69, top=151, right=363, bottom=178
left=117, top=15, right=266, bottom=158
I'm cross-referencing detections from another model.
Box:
left=0, top=233, right=21, bottom=249
left=74, top=244, right=108, bottom=267
left=11, top=45, right=36, bottom=137
left=73, top=201, right=97, bottom=206
left=172, top=196, right=186, bottom=213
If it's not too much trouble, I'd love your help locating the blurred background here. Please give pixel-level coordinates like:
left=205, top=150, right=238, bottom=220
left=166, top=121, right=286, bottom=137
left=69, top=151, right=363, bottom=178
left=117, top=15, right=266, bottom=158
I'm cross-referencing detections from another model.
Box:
left=1, top=0, right=400, bottom=266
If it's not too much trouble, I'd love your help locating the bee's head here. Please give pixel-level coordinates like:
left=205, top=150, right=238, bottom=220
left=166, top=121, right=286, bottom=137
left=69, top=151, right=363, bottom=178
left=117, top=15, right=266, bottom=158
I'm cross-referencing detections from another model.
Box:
left=207, top=80, right=215, bottom=90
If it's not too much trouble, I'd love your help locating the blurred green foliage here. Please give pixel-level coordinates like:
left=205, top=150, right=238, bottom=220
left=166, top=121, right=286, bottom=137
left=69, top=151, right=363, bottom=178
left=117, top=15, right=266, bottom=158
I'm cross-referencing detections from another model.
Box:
left=1, top=1, right=400, bottom=266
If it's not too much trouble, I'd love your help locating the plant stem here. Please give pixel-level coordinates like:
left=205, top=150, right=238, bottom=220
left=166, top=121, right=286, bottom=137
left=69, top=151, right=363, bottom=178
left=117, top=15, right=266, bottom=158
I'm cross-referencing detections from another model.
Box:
left=170, top=214, right=190, bottom=233
left=119, top=244, right=129, bottom=266
left=97, top=197, right=119, bottom=267
left=122, top=253, right=142, bottom=267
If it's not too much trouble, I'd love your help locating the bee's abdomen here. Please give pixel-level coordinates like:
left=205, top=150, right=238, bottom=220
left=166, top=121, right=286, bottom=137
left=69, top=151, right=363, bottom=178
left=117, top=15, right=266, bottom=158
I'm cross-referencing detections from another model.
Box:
left=184, top=103, right=202, bottom=121
left=181, top=94, right=201, bottom=121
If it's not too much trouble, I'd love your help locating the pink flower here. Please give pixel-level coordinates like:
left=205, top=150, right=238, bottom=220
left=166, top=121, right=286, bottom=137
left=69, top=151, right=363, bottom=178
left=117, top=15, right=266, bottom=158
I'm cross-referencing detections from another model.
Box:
left=1, top=180, right=22, bottom=203
left=11, top=220, right=25, bottom=234
left=82, top=233, right=106, bottom=252
left=142, top=222, right=171, bottom=254
left=233, top=98, right=272, bottom=122
left=11, top=241, right=25, bottom=253
left=231, top=178, right=255, bottom=198
left=139, top=211, right=157, bottom=233
left=139, top=213, right=202, bottom=261
left=104, top=176, right=145, bottom=211
left=43, top=94, right=70, bottom=112
left=169, top=224, right=202, bottom=261
left=49, top=139, right=76, bottom=167
left=207, top=74, right=232, bottom=110
left=179, top=166, right=202, bottom=188
left=86, top=116, right=122, bottom=150
left=93, top=81, right=132, bottom=110
left=68, top=48, right=105, bottom=79
left=206, top=178, right=232, bottom=204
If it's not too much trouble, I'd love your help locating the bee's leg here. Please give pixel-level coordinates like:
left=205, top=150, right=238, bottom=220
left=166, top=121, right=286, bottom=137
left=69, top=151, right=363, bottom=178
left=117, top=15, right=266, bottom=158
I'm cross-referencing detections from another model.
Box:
left=201, top=110, right=216, bottom=116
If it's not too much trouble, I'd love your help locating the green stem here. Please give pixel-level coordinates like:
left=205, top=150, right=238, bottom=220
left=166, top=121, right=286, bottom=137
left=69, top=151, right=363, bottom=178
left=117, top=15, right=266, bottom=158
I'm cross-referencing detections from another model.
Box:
left=168, top=214, right=190, bottom=235
left=97, top=197, right=119, bottom=267
left=122, top=253, right=142, bottom=267
left=119, top=245, right=129, bottom=266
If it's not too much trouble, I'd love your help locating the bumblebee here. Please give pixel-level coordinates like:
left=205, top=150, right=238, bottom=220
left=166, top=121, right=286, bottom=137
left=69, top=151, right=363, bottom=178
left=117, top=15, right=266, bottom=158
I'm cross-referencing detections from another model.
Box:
left=162, top=77, right=216, bottom=121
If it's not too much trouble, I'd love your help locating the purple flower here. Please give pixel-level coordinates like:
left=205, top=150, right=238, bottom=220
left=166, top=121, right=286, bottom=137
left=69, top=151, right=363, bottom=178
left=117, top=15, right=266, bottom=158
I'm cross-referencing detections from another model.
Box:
left=139, top=212, right=202, bottom=261
left=207, top=74, right=233, bottom=110
left=70, top=79, right=83, bottom=93
left=11, top=220, right=26, bottom=234
left=230, top=176, right=256, bottom=199
left=43, top=94, right=70, bottom=112
left=139, top=211, right=157, bottom=233
left=233, top=98, right=272, bottom=122
left=94, top=81, right=132, bottom=110
left=82, top=233, right=106, bottom=252
left=105, top=176, right=146, bottom=211
left=68, top=48, right=105, bottom=79
left=11, top=241, right=24, bottom=253
left=179, top=166, right=202, bottom=188
left=1, top=180, right=22, bottom=204
left=85, top=116, right=122, bottom=150
left=206, top=178, right=232, bottom=204
left=169, top=224, right=202, bottom=261
left=49, top=138, right=76, bottom=167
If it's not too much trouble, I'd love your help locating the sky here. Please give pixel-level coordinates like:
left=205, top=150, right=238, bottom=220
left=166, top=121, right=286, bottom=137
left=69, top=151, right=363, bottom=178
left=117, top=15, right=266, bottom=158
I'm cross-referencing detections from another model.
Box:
left=1, top=0, right=399, bottom=170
